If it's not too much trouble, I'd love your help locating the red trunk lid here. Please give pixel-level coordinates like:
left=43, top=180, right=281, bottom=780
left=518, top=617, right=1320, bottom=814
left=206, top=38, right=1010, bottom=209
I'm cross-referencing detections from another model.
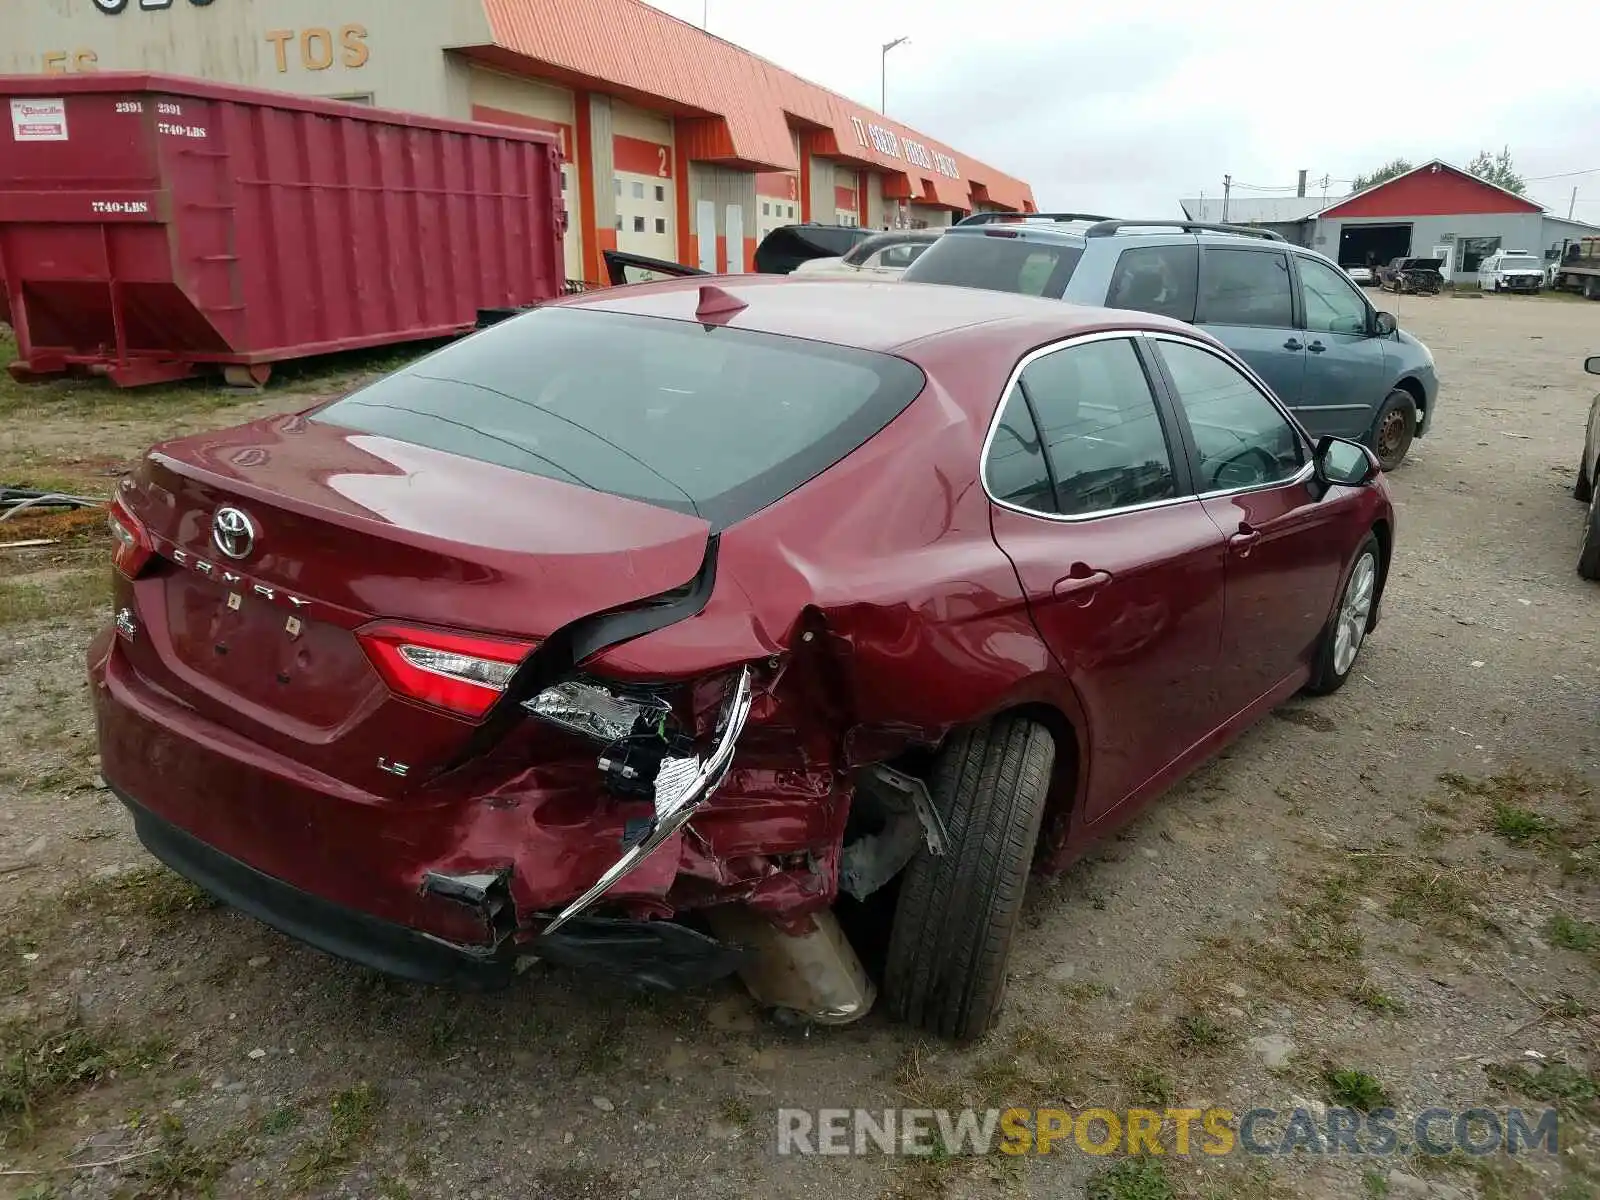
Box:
left=116, top=413, right=711, bottom=786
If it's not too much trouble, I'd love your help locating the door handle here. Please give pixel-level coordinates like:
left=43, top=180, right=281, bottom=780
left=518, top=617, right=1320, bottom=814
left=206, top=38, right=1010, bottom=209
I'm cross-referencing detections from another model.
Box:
left=1282, top=338, right=1303, bottom=351
left=1307, top=340, right=1327, bottom=353
left=1229, top=522, right=1262, bottom=556
left=1053, top=564, right=1111, bottom=604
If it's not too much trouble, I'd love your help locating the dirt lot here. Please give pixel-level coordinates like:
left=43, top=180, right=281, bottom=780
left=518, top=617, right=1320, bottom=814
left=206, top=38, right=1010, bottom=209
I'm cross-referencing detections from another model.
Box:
left=1, top=295, right=1598, bottom=1200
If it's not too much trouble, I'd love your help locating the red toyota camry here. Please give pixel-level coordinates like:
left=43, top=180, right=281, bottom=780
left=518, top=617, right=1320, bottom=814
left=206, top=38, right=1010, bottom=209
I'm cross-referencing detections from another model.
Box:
left=90, top=276, right=1393, bottom=1041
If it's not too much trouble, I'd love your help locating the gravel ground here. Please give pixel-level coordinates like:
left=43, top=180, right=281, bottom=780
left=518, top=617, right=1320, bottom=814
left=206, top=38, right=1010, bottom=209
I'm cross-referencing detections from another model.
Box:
left=1, top=293, right=1598, bottom=1200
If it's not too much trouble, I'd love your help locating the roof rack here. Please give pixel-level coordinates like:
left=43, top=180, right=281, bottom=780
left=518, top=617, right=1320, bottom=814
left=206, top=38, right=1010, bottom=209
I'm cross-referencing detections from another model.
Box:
left=956, top=211, right=1113, bottom=227
left=1083, top=220, right=1286, bottom=242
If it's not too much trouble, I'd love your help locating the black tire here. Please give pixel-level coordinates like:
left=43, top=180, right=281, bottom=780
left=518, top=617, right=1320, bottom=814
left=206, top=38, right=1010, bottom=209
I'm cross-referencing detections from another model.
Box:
left=1306, top=534, right=1381, bottom=696
left=1579, top=489, right=1600, bottom=580
left=882, top=718, right=1055, bottom=1042
left=1576, top=451, right=1593, bottom=503
left=1367, top=390, right=1417, bottom=472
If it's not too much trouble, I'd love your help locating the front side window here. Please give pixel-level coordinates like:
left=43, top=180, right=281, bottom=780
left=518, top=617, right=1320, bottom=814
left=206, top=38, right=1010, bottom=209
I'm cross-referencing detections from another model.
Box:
left=985, top=338, right=1178, bottom=516
left=1156, top=339, right=1304, bottom=492
left=1298, top=256, right=1370, bottom=335
left=1107, top=244, right=1199, bottom=323
left=1199, top=249, right=1293, bottom=328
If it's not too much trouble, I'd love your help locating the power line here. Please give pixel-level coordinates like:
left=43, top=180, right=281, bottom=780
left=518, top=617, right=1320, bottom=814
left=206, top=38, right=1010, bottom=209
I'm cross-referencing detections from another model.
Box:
left=1525, top=166, right=1600, bottom=182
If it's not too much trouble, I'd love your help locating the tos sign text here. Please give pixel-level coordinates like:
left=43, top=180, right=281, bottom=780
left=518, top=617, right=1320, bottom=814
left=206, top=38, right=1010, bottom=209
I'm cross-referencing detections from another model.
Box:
left=848, top=116, right=960, bottom=181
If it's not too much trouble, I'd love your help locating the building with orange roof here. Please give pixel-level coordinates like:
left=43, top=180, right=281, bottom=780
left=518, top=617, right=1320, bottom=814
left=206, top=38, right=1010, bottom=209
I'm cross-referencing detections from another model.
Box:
left=6, top=0, right=1036, bottom=285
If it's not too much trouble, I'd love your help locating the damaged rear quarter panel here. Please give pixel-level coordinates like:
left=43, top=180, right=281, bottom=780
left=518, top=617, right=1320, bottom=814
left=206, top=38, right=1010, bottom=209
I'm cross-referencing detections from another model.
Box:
left=583, top=343, right=1094, bottom=916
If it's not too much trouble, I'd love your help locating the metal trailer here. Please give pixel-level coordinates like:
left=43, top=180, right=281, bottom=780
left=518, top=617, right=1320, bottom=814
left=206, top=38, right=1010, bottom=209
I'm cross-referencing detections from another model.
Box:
left=0, top=73, right=566, bottom=387
left=1552, top=237, right=1600, bottom=299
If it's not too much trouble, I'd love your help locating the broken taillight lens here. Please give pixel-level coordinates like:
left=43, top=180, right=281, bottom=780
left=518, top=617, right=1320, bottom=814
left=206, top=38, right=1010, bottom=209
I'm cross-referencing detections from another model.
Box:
left=357, top=623, right=536, bottom=719
left=107, top=498, right=155, bottom=578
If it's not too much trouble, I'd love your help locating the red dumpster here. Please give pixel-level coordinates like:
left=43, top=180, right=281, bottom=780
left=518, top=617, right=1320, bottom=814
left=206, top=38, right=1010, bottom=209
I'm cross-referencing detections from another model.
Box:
left=0, top=74, right=566, bottom=387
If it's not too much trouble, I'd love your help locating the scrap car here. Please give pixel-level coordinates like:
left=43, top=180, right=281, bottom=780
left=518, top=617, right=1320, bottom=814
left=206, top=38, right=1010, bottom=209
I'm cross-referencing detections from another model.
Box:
left=1378, top=256, right=1445, bottom=295
left=92, top=277, right=1394, bottom=1041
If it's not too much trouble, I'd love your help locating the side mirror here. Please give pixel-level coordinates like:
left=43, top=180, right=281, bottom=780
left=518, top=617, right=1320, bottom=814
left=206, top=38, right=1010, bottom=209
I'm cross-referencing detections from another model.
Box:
left=1315, top=436, right=1378, bottom=487
left=1585, top=356, right=1600, bottom=376
left=1372, top=311, right=1398, bottom=337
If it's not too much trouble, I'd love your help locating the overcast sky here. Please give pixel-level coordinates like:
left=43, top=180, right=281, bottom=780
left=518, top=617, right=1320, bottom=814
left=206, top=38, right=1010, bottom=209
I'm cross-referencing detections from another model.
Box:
left=646, top=0, right=1600, bottom=220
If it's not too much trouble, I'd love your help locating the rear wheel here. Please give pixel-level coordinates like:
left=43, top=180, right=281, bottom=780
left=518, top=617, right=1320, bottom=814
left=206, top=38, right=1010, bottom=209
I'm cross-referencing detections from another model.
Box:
left=1306, top=534, right=1381, bottom=695
left=1576, top=450, right=1593, bottom=504
left=1368, top=390, right=1417, bottom=471
left=1579, top=490, right=1600, bottom=580
left=882, top=717, right=1055, bottom=1042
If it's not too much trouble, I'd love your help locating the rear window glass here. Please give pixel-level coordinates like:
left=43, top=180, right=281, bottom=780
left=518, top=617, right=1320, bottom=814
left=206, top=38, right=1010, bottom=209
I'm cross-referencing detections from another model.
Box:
left=903, top=234, right=1082, bottom=297
left=312, top=307, right=925, bottom=529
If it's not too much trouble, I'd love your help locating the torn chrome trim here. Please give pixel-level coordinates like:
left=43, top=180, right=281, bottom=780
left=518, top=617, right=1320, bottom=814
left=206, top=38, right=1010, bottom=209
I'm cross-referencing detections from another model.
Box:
left=540, top=664, right=754, bottom=936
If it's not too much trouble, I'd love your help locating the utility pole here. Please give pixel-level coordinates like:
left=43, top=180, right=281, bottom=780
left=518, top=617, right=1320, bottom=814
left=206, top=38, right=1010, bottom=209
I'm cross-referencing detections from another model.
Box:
left=1221, top=175, right=1231, bottom=222
left=881, top=37, right=909, bottom=114
left=1571, top=187, right=1579, bottom=219
left=702, top=1, right=708, bottom=28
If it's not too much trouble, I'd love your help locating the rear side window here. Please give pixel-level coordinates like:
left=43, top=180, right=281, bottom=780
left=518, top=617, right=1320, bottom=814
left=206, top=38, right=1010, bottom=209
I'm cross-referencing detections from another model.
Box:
left=985, top=338, right=1179, bottom=516
left=313, top=307, right=925, bottom=529
left=1106, top=244, right=1198, bottom=323
left=904, top=234, right=1081, bottom=297
left=1199, top=249, right=1293, bottom=327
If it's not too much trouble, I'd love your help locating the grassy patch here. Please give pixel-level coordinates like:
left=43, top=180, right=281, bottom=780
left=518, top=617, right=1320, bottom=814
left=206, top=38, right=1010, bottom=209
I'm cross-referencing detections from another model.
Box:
left=1323, top=1067, right=1390, bottom=1112
left=717, top=1094, right=756, bottom=1130
left=1385, top=868, right=1495, bottom=943
left=287, top=1082, right=384, bottom=1190
left=67, top=865, right=221, bottom=930
left=1548, top=912, right=1599, bottom=952
left=0, top=1012, right=170, bottom=1142
left=255, top=1103, right=303, bottom=1137
left=125, top=1112, right=242, bottom=1199
left=1086, top=1156, right=1175, bottom=1200
left=0, top=567, right=110, bottom=628
left=1349, top=979, right=1407, bottom=1015
left=1174, top=1012, right=1232, bottom=1053
left=1490, top=802, right=1554, bottom=846
left=1486, top=1061, right=1598, bottom=1118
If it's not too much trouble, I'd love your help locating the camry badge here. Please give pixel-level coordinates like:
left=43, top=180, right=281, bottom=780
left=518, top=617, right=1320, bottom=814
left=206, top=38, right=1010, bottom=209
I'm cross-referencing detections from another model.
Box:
left=211, top=507, right=256, bottom=560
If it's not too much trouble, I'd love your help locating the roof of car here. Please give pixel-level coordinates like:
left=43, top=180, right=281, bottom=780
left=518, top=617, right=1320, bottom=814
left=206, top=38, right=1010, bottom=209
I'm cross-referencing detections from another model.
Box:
left=556, top=274, right=1209, bottom=354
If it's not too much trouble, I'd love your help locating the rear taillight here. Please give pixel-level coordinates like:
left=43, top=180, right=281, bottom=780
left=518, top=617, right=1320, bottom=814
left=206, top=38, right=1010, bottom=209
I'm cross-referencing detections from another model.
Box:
left=107, top=499, right=155, bottom=578
left=357, top=622, right=536, bottom=720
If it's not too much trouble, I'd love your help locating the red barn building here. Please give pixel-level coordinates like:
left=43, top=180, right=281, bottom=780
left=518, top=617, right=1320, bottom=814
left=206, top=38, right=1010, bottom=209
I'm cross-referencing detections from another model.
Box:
left=1312, top=160, right=1597, bottom=281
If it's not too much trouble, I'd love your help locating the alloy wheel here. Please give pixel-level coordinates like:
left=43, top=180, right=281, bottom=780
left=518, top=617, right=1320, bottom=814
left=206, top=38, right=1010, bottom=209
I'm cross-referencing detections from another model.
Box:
left=1333, top=553, right=1377, bottom=675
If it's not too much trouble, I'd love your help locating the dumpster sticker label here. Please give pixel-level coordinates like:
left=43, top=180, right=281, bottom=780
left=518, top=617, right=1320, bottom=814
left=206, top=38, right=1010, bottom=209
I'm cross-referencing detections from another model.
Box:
left=157, top=121, right=209, bottom=139
left=11, top=98, right=68, bottom=142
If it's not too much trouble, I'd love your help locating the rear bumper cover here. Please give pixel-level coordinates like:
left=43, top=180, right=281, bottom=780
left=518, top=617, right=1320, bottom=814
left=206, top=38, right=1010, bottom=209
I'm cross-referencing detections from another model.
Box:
left=117, top=788, right=749, bottom=990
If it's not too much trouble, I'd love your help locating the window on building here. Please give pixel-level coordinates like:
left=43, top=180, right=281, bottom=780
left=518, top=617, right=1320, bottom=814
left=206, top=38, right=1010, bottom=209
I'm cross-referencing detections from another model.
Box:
left=655, top=218, right=666, bottom=234
left=615, top=215, right=623, bottom=230
left=561, top=173, right=568, bottom=193
left=632, top=181, right=645, bottom=200
left=613, top=179, right=621, bottom=196
left=655, top=185, right=665, bottom=202
left=1457, top=236, right=1501, bottom=274
left=633, top=216, right=646, bottom=233
left=763, top=202, right=771, bottom=216
left=787, top=206, right=795, bottom=218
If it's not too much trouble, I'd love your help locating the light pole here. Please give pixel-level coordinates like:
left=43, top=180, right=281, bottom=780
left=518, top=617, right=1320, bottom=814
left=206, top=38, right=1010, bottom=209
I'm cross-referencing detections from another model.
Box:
left=881, top=37, right=908, bottom=113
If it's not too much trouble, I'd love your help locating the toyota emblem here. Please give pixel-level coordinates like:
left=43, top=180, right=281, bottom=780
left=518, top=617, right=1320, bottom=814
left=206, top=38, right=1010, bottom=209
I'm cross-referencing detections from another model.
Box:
left=211, top=507, right=256, bottom=560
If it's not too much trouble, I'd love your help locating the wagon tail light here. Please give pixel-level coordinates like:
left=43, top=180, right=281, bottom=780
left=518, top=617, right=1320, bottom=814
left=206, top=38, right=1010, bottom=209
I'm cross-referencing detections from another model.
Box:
left=107, top=498, right=155, bottom=578
left=357, top=623, right=537, bottom=720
